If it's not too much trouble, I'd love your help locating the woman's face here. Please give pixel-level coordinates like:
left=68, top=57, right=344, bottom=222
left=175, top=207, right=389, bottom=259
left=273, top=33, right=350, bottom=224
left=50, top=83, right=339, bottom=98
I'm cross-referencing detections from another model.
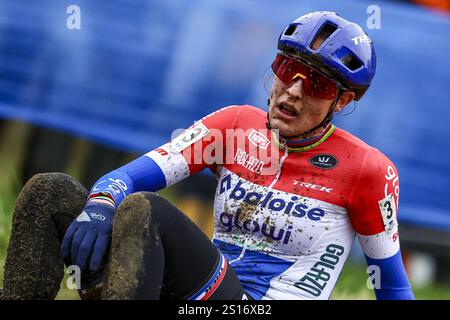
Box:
left=268, top=76, right=354, bottom=139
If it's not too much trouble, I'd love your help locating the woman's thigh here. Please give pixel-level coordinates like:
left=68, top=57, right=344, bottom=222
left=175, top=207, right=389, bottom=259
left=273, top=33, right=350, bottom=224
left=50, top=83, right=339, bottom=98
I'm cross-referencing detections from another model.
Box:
left=103, top=192, right=250, bottom=300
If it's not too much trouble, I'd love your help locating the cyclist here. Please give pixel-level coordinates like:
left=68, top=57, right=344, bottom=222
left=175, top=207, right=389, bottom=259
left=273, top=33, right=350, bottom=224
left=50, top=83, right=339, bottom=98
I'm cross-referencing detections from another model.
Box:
left=2, top=11, right=414, bottom=300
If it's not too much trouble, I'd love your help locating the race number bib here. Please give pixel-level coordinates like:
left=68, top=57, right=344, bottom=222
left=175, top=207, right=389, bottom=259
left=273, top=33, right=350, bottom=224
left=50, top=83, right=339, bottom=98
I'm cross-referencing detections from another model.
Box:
left=378, top=193, right=398, bottom=236
left=170, top=122, right=209, bottom=153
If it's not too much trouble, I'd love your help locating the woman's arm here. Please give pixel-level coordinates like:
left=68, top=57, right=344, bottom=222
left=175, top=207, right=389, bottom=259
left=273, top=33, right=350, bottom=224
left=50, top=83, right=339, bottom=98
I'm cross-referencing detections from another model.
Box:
left=88, top=105, right=243, bottom=208
left=348, top=147, right=414, bottom=300
left=62, top=105, right=243, bottom=271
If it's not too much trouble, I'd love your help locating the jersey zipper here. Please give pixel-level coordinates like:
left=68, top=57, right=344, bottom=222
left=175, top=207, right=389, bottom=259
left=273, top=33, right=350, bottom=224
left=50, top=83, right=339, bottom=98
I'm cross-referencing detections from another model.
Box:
left=268, top=139, right=289, bottom=189
left=229, top=139, right=289, bottom=265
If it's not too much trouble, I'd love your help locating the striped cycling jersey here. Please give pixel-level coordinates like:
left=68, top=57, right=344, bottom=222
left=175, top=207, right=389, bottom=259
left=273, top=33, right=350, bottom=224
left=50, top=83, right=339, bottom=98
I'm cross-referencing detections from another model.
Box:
left=90, top=105, right=414, bottom=300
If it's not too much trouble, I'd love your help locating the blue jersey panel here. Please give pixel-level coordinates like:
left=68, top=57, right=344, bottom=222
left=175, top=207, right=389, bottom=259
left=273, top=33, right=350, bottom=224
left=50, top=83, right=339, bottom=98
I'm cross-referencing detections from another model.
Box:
left=214, top=239, right=295, bottom=300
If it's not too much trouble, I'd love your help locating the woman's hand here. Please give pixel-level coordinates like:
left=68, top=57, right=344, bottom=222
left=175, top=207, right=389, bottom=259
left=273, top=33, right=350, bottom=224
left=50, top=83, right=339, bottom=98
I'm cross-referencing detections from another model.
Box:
left=61, top=201, right=115, bottom=272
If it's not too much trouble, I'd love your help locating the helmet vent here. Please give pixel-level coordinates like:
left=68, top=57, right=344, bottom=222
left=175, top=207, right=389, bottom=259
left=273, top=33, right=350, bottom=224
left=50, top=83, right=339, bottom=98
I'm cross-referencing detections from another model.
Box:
left=310, top=22, right=338, bottom=50
left=284, top=24, right=298, bottom=36
left=341, top=53, right=363, bottom=71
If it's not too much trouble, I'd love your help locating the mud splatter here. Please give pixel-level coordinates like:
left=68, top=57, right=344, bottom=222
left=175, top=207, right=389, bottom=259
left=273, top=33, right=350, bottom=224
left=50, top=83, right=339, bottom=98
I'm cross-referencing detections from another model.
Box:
left=102, top=193, right=151, bottom=300
left=237, top=201, right=258, bottom=224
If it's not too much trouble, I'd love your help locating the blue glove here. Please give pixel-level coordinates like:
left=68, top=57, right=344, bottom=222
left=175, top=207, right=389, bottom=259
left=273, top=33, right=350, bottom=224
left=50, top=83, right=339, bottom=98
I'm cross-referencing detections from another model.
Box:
left=62, top=201, right=115, bottom=272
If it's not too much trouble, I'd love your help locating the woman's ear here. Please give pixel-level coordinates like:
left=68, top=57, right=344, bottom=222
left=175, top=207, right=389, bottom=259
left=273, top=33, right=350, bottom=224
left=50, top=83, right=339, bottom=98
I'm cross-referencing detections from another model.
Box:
left=334, top=91, right=355, bottom=112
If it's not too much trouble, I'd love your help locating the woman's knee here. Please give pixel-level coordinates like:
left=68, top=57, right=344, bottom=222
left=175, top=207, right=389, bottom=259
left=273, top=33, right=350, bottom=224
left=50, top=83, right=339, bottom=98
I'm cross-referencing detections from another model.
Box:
left=114, top=192, right=167, bottom=222
left=15, top=172, right=88, bottom=219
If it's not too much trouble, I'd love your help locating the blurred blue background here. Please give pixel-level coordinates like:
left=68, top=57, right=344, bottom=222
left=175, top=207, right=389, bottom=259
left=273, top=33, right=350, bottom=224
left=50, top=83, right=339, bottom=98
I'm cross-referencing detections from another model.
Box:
left=0, top=0, right=449, bottom=231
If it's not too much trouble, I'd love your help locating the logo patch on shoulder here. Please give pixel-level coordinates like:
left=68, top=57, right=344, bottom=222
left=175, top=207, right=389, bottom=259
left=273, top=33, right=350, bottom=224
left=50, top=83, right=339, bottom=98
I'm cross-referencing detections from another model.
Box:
left=309, top=154, right=339, bottom=169
left=248, top=129, right=270, bottom=149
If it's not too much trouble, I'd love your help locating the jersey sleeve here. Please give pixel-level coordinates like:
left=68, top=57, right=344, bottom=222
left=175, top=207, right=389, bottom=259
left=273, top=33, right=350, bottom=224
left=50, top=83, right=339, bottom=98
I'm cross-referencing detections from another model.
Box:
left=88, top=105, right=243, bottom=208
left=347, top=147, right=414, bottom=300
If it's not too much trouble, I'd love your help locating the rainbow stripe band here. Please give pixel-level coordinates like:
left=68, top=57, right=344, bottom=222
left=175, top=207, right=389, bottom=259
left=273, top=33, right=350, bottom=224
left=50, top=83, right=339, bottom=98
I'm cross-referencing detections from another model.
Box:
left=88, top=193, right=116, bottom=208
left=272, top=124, right=335, bottom=152
left=88, top=192, right=115, bottom=201
left=88, top=197, right=115, bottom=207
left=88, top=192, right=115, bottom=207
left=189, top=253, right=228, bottom=300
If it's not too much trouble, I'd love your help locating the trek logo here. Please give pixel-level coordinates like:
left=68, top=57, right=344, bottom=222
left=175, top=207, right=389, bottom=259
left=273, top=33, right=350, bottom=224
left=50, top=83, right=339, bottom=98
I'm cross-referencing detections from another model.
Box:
left=309, top=154, right=339, bottom=169
left=293, top=180, right=333, bottom=193
left=248, top=129, right=270, bottom=149
left=219, top=174, right=326, bottom=221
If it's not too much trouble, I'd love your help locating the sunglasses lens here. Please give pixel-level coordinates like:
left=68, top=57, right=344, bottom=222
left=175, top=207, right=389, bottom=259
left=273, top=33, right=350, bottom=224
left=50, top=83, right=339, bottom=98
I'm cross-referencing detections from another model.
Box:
left=271, top=54, right=338, bottom=100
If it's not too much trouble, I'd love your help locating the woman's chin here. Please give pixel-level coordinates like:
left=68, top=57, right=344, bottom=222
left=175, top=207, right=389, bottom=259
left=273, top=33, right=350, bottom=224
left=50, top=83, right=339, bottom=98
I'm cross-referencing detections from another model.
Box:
left=268, top=119, right=292, bottom=136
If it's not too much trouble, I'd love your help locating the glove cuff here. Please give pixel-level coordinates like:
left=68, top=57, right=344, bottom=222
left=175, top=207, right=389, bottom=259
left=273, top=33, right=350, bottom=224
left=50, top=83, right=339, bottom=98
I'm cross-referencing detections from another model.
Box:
left=87, top=192, right=115, bottom=208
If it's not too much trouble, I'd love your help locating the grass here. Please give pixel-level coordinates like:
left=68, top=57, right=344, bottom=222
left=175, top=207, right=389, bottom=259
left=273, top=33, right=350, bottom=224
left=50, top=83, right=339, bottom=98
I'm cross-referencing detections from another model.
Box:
left=0, top=171, right=20, bottom=292
left=332, top=262, right=450, bottom=300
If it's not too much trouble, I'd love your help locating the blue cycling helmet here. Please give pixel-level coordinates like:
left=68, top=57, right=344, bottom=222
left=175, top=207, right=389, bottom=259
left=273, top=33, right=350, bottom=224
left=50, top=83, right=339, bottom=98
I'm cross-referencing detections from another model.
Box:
left=278, top=11, right=376, bottom=100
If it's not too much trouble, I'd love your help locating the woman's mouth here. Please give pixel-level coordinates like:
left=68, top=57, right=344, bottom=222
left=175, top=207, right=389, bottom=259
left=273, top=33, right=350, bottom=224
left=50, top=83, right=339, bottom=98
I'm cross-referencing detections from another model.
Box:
left=275, top=102, right=298, bottom=120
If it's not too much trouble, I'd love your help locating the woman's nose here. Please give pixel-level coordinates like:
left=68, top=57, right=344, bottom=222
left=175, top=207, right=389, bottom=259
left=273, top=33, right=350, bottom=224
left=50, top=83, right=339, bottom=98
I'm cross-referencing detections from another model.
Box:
left=286, top=78, right=304, bottom=99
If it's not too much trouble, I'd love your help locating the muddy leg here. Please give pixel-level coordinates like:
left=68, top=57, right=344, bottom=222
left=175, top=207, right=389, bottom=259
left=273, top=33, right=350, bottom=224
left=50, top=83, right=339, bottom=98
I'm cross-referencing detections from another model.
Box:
left=102, top=192, right=242, bottom=300
left=1, top=173, right=88, bottom=299
left=101, top=192, right=158, bottom=299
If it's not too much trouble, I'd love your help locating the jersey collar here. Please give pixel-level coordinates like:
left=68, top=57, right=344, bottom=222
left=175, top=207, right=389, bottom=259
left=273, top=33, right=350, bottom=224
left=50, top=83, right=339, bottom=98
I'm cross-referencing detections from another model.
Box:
left=272, top=124, right=335, bottom=152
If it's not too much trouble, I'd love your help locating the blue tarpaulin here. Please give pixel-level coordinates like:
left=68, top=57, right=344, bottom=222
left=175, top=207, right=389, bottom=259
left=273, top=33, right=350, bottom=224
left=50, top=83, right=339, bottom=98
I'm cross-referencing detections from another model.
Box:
left=0, top=0, right=449, bottom=231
